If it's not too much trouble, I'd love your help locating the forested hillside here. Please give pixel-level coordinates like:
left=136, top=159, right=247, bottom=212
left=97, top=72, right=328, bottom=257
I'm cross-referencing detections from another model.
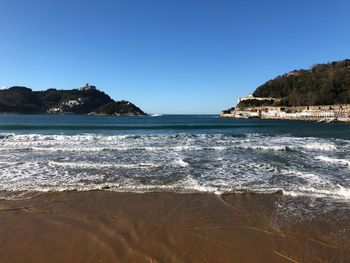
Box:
left=244, top=59, right=350, bottom=107
left=0, top=85, right=145, bottom=115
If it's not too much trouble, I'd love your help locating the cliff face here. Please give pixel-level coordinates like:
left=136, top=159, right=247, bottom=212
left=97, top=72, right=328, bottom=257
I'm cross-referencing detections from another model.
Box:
left=238, top=59, right=350, bottom=108
left=0, top=85, right=145, bottom=115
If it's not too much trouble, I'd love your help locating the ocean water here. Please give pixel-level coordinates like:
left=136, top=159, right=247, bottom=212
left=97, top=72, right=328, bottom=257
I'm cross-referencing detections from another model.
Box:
left=0, top=114, right=350, bottom=201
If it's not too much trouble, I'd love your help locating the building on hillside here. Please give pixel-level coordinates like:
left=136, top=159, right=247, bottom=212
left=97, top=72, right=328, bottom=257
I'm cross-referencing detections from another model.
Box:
left=80, top=83, right=97, bottom=91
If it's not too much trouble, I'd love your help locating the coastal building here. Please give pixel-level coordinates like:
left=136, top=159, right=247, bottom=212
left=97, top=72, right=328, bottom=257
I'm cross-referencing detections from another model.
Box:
left=47, top=97, right=85, bottom=113
left=221, top=104, right=350, bottom=122
left=80, top=83, right=97, bottom=91
left=47, top=107, right=61, bottom=113
left=62, top=98, right=84, bottom=107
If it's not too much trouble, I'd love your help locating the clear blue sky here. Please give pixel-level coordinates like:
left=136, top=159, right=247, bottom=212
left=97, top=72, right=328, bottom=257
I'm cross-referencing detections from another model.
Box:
left=0, top=0, right=349, bottom=114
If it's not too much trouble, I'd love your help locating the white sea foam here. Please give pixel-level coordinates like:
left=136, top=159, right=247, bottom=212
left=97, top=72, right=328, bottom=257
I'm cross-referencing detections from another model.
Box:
left=48, top=161, right=161, bottom=169
left=283, top=185, right=350, bottom=199
left=335, top=185, right=350, bottom=199
left=315, top=156, right=350, bottom=166
left=242, top=145, right=287, bottom=151
left=0, top=132, right=349, bottom=200
left=303, top=143, right=337, bottom=151
left=177, top=159, right=190, bottom=167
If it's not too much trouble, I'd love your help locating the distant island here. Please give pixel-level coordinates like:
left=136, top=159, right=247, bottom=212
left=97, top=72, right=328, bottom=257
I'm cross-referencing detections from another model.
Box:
left=0, top=83, right=146, bottom=116
left=222, top=59, right=350, bottom=122
left=89, top=101, right=145, bottom=116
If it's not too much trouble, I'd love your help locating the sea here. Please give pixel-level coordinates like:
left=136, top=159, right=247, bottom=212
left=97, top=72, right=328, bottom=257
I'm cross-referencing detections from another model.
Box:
left=0, top=114, right=350, bottom=202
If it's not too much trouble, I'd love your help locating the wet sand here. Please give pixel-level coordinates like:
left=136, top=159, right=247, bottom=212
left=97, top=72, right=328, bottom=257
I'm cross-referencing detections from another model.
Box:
left=0, top=191, right=349, bottom=263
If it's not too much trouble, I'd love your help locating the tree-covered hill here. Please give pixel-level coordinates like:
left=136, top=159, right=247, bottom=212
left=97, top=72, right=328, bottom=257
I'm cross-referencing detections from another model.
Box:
left=241, top=59, right=350, bottom=107
left=0, top=86, right=113, bottom=114
left=0, top=85, right=145, bottom=115
left=91, top=101, right=146, bottom=116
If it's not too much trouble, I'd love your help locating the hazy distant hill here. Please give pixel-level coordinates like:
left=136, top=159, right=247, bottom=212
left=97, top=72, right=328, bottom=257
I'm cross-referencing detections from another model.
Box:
left=238, top=59, right=350, bottom=108
left=0, top=84, right=146, bottom=115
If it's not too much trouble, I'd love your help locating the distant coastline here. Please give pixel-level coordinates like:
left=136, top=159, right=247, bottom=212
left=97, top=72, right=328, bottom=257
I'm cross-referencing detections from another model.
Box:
left=221, top=59, right=350, bottom=122
left=221, top=103, right=350, bottom=122
left=0, top=83, right=146, bottom=116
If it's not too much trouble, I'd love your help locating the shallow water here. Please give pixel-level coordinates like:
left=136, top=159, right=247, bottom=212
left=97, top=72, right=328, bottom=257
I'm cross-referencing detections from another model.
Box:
left=0, top=114, right=349, bottom=201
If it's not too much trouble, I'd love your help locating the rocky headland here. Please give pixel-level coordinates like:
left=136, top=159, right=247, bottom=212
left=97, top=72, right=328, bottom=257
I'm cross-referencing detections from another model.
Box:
left=0, top=84, right=146, bottom=116
left=222, top=59, right=350, bottom=122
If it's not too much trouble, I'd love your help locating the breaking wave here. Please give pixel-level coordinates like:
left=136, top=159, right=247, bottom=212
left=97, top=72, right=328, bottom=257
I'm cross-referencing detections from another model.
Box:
left=0, top=132, right=349, bottom=200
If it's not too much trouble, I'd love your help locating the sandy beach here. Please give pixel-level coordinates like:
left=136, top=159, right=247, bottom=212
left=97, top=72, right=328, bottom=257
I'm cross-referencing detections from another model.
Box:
left=0, top=191, right=349, bottom=263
